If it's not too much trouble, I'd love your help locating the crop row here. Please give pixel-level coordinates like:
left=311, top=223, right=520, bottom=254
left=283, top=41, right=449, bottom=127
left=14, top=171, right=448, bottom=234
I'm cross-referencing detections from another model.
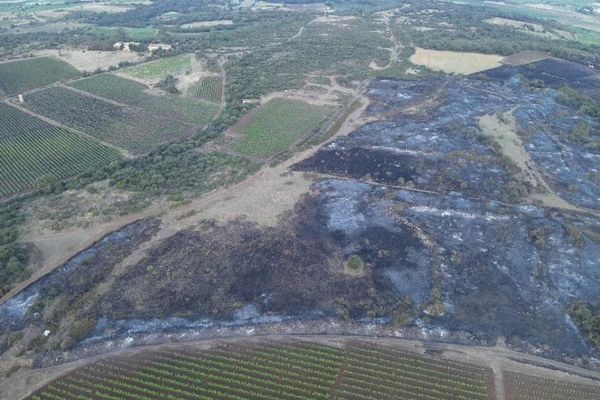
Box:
left=0, top=103, right=49, bottom=139
left=505, top=371, right=600, bottom=400
left=70, top=73, right=148, bottom=105
left=0, top=57, right=79, bottom=96
left=23, top=86, right=195, bottom=154
left=233, top=98, right=332, bottom=157
left=28, top=342, right=498, bottom=400
left=0, top=127, right=121, bottom=196
left=70, top=73, right=219, bottom=126
left=124, top=55, right=192, bottom=80
left=187, top=76, right=223, bottom=103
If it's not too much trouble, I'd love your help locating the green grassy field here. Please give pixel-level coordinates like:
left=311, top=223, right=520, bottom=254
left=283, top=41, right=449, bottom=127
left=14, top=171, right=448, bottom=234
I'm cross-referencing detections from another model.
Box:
left=23, top=86, right=194, bottom=154
left=187, top=76, right=223, bottom=103
left=233, top=98, right=332, bottom=157
left=93, top=26, right=158, bottom=41
left=70, top=73, right=219, bottom=125
left=0, top=103, right=120, bottom=196
left=0, top=57, right=79, bottom=96
left=27, top=341, right=494, bottom=400
left=573, top=27, right=600, bottom=46
left=124, top=55, right=192, bottom=80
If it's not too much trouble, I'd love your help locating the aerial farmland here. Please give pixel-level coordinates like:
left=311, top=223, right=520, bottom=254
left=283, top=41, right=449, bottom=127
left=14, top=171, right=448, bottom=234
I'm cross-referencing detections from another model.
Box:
left=1, top=1, right=600, bottom=399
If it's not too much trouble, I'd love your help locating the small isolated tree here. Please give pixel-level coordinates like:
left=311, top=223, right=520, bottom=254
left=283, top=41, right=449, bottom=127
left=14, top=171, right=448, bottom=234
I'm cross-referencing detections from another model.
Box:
left=35, top=174, right=56, bottom=188
left=346, top=255, right=364, bottom=272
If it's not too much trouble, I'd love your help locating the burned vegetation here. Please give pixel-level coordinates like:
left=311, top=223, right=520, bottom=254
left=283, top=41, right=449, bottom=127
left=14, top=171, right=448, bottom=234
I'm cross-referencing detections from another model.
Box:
left=1, top=57, right=600, bottom=370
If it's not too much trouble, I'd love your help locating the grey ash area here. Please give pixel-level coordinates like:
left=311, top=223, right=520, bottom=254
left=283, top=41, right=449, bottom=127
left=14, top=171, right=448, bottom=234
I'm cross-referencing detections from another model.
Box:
left=297, top=63, right=600, bottom=209
left=2, top=59, right=600, bottom=368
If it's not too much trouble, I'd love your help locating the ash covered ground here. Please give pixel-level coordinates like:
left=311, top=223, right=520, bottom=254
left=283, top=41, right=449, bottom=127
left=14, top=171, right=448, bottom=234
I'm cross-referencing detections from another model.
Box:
left=2, top=58, right=600, bottom=368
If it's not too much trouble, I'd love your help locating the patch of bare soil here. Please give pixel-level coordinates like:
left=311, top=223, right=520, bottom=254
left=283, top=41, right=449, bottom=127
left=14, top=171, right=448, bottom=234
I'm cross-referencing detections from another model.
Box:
left=175, top=56, right=213, bottom=94
left=368, top=10, right=401, bottom=72
left=410, top=48, right=503, bottom=75
left=33, top=49, right=145, bottom=72
left=310, top=15, right=358, bottom=26
left=180, top=20, right=233, bottom=29
left=485, top=17, right=544, bottom=32
left=71, top=3, right=134, bottom=13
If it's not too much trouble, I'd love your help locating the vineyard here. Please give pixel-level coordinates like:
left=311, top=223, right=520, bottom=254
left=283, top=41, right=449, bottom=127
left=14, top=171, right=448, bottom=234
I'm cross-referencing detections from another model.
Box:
left=70, top=73, right=149, bottom=105
left=27, top=341, right=494, bottom=400
left=0, top=102, right=48, bottom=139
left=187, top=76, right=223, bottom=103
left=233, top=98, right=332, bottom=157
left=23, top=86, right=195, bottom=154
left=0, top=104, right=120, bottom=196
left=70, top=74, right=219, bottom=126
left=504, top=371, right=600, bottom=400
left=124, top=55, right=192, bottom=80
left=0, top=57, right=79, bottom=96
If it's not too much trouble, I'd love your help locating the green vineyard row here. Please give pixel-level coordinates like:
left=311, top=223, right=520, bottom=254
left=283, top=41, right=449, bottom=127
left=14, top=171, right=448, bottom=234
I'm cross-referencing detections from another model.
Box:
left=28, top=342, right=495, bottom=400
left=0, top=127, right=120, bottom=196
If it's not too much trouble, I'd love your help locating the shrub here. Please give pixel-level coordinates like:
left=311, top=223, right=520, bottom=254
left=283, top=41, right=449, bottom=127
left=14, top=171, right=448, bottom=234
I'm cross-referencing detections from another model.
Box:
left=346, top=255, right=364, bottom=272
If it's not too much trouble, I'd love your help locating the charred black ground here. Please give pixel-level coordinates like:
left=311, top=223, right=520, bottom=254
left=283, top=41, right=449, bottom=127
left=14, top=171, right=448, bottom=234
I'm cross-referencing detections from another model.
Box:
left=1, top=58, right=600, bottom=369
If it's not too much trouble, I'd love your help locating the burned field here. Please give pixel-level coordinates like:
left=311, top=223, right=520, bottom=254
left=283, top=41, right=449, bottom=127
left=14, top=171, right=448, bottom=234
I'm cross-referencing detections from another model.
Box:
left=297, top=61, right=600, bottom=210
left=1, top=58, right=600, bottom=370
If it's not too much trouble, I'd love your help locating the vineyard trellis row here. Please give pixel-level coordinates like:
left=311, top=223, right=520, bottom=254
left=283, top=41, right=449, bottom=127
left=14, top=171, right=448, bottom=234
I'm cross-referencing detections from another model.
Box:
left=0, top=57, right=79, bottom=96
left=504, top=371, right=600, bottom=400
left=27, top=342, right=498, bottom=400
left=22, top=86, right=200, bottom=154
left=69, top=73, right=219, bottom=126
left=187, top=76, right=223, bottom=104
left=233, top=98, right=333, bottom=158
left=0, top=127, right=120, bottom=196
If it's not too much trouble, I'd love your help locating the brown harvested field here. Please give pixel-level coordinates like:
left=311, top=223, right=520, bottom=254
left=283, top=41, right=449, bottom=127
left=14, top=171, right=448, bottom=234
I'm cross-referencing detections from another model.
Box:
left=410, top=47, right=503, bottom=75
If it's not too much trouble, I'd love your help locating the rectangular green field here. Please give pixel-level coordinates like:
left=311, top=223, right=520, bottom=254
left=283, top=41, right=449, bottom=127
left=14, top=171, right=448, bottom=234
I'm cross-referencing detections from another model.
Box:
left=92, top=26, right=158, bottom=41
left=0, top=104, right=121, bottom=197
left=123, top=55, right=192, bottom=80
left=23, top=86, right=194, bottom=154
left=69, top=74, right=219, bottom=125
left=233, top=98, right=333, bottom=157
left=0, top=57, right=79, bottom=96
